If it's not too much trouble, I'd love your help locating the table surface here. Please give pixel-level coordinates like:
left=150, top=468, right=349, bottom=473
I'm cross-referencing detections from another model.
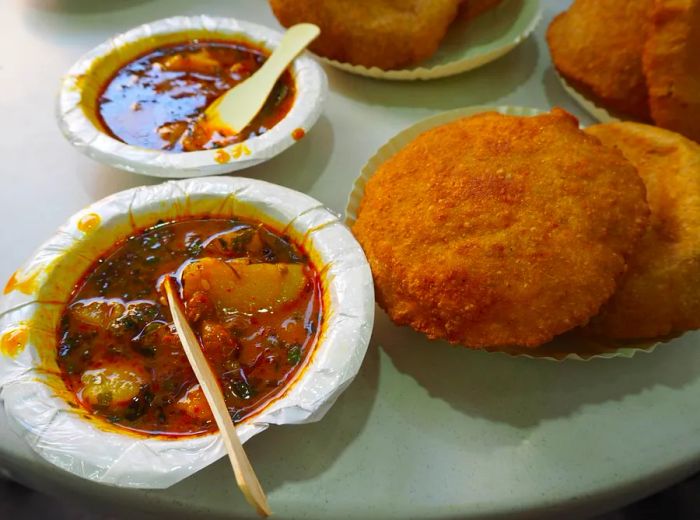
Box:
left=3, top=1, right=700, bottom=519
left=3, top=473, right=700, bottom=520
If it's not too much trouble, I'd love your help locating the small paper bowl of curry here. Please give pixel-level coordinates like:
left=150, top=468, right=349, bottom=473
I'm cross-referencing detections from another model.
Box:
left=0, top=177, right=373, bottom=488
left=57, top=15, right=327, bottom=178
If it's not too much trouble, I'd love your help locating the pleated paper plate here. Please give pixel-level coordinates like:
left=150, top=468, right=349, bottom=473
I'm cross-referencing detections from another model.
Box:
left=555, top=72, right=624, bottom=124
left=345, top=105, right=674, bottom=361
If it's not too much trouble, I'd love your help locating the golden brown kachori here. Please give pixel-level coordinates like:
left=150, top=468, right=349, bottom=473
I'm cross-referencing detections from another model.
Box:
left=643, top=0, right=700, bottom=143
left=584, top=122, right=700, bottom=339
left=353, top=109, right=650, bottom=349
left=546, top=0, right=653, bottom=121
left=269, top=0, right=460, bottom=70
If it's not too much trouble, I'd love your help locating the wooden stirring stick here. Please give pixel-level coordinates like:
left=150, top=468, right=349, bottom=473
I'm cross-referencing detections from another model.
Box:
left=163, top=276, right=271, bottom=517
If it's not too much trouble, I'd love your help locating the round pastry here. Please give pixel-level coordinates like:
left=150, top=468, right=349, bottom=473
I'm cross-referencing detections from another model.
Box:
left=352, top=108, right=649, bottom=349
left=458, top=0, right=503, bottom=22
left=268, top=0, right=460, bottom=70
left=643, top=0, right=700, bottom=143
left=584, top=122, right=700, bottom=338
left=546, top=0, right=653, bottom=121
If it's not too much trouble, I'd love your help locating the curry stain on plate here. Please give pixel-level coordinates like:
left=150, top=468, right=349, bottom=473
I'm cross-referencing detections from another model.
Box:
left=231, top=143, right=251, bottom=159
left=292, top=128, right=305, bottom=141
left=4, top=269, right=41, bottom=295
left=214, top=149, right=231, bottom=164
left=77, top=212, right=101, bottom=233
left=1, top=326, right=29, bottom=358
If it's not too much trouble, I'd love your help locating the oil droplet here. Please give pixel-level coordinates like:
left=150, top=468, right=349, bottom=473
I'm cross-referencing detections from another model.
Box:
left=292, top=128, right=305, bottom=141
left=215, top=149, right=230, bottom=164
left=77, top=212, right=101, bottom=233
left=1, top=326, right=29, bottom=358
left=3, top=269, right=40, bottom=295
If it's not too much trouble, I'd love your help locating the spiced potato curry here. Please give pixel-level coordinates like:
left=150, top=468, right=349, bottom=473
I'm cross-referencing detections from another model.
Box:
left=57, top=218, right=322, bottom=436
left=97, top=40, right=296, bottom=152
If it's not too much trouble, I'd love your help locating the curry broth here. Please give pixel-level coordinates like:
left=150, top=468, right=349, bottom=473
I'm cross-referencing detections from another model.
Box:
left=97, top=40, right=296, bottom=152
left=56, top=218, right=322, bottom=436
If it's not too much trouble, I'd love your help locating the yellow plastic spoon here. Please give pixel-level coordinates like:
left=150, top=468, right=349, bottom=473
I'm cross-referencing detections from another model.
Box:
left=204, top=23, right=320, bottom=133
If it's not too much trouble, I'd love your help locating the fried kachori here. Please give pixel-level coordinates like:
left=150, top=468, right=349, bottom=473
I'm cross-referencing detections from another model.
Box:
left=583, top=122, right=700, bottom=339
left=352, top=108, right=650, bottom=349
left=458, top=0, right=503, bottom=22
left=268, top=0, right=460, bottom=70
left=546, top=0, right=653, bottom=121
left=643, top=0, right=700, bottom=144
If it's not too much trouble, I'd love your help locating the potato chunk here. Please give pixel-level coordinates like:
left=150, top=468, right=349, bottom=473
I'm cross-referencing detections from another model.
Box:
left=70, top=299, right=125, bottom=329
left=80, top=364, right=146, bottom=408
left=175, top=384, right=213, bottom=420
left=181, top=258, right=307, bottom=313
left=199, top=320, right=238, bottom=363
left=161, top=49, right=221, bottom=74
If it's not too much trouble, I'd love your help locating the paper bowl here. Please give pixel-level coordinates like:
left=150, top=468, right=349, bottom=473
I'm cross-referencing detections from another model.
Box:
left=319, top=0, right=541, bottom=80
left=57, top=15, right=328, bottom=178
left=0, top=177, right=374, bottom=488
left=345, top=105, right=671, bottom=361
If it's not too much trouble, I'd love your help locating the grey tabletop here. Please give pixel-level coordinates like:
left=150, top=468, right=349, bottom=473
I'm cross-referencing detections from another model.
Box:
left=3, top=473, right=700, bottom=519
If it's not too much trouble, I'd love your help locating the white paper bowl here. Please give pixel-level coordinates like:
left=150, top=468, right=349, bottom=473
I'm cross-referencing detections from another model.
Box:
left=0, top=177, right=374, bottom=488
left=346, top=105, right=668, bottom=361
left=57, top=16, right=328, bottom=178
left=319, top=0, right=541, bottom=80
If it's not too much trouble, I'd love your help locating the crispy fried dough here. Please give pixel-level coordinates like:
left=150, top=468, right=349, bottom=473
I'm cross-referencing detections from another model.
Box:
left=584, top=122, right=700, bottom=339
left=643, top=0, right=700, bottom=143
left=352, top=109, right=649, bottom=349
left=268, top=0, right=460, bottom=69
left=546, top=0, right=653, bottom=121
left=458, top=0, right=502, bottom=22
